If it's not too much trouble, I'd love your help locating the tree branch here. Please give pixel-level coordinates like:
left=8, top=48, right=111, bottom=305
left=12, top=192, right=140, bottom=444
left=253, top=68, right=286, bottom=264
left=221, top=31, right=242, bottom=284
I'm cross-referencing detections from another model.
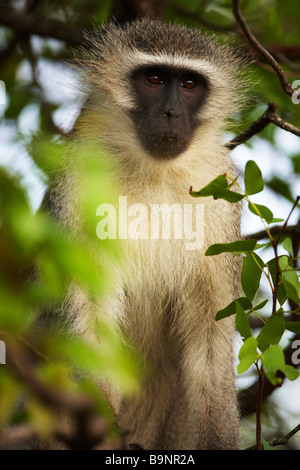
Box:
left=245, top=423, right=300, bottom=449
left=232, top=0, right=299, bottom=100
left=244, top=222, right=300, bottom=242
left=226, top=102, right=300, bottom=150
left=2, top=335, right=109, bottom=450
left=269, top=423, right=300, bottom=448
left=0, top=425, right=38, bottom=450
left=0, top=4, right=84, bottom=45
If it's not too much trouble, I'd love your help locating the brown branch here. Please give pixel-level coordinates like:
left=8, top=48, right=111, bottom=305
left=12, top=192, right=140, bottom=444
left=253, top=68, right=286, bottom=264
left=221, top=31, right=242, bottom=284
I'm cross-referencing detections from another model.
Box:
left=254, top=59, right=300, bottom=79
left=269, top=50, right=300, bottom=74
left=232, top=0, right=299, bottom=99
left=0, top=0, right=42, bottom=66
left=274, top=196, right=300, bottom=246
left=256, top=366, right=264, bottom=450
left=0, top=425, right=38, bottom=450
left=19, top=36, right=67, bottom=136
left=0, top=1, right=167, bottom=51
left=3, top=335, right=109, bottom=450
left=244, top=224, right=300, bottom=242
left=268, top=44, right=300, bottom=63
left=268, top=423, right=300, bottom=448
left=245, top=423, right=300, bottom=449
left=6, top=340, right=93, bottom=413
left=226, top=102, right=300, bottom=150
left=0, top=4, right=84, bottom=45
left=268, top=107, right=300, bottom=137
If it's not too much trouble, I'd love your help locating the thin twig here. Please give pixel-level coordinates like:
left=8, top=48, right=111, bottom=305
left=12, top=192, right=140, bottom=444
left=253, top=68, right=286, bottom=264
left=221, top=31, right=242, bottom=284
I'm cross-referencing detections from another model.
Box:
left=271, top=50, right=300, bottom=74
left=245, top=423, right=300, bottom=449
left=256, top=366, right=264, bottom=450
left=226, top=102, right=300, bottom=150
left=269, top=424, right=300, bottom=448
left=232, top=0, right=299, bottom=99
left=0, top=4, right=84, bottom=44
left=20, top=36, right=67, bottom=136
left=244, top=224, right=300, bottom=241
left=275, top=196, right=300, bottom=246
left=254, top=59, right=300, bottom=79
left=271, top=241, right=280, bottom=313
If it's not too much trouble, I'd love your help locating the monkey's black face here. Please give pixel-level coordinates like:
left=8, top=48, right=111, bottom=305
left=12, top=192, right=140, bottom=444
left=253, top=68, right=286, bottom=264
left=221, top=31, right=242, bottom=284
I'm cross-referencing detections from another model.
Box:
left=130, top=65, right=208, bottom=159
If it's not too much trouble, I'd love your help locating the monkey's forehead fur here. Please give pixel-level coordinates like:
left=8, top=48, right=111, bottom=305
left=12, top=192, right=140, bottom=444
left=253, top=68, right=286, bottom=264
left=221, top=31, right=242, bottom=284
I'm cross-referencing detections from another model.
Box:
left=74, top=19, right=247, bottom=113
left=89, top=19, right=238, bottom=59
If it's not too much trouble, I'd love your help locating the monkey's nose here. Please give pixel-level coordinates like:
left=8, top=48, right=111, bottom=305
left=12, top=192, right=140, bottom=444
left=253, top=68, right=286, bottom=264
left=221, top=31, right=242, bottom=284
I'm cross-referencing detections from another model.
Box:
left=164, top=108, right=178, bottom=119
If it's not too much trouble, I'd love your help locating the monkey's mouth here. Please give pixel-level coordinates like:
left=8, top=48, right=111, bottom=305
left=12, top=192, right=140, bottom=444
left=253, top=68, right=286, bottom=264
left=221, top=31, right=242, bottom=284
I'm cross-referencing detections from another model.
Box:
left=166, top=134, right=177, bottom=141
left=143, top=133, right=188, bottom=160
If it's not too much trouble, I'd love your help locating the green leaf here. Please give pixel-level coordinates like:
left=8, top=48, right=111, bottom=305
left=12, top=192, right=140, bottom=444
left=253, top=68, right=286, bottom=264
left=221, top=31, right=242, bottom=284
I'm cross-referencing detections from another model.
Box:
left=236, top=302, right=252, bottom=340
left=283, top=237, right=293, bottom=256
left=237, top=336, right=259, bottom=374
left=215, top=297, right=252, bottom=320
left=248, top=203, right=273, bottom=224
left=278, top=255, right=289, bottom=270
left=262, top=347, right=299, bottom=383
left=282, top=279, right=299, bottom=304
left=254, top=242, right=271, bottom=249
left=277, top=256, right=300, bottom=304
left=50, top=329, right=140, bottom=394
left=285, top=321, right=300, bottom=334
left=241, top=252, right=264, bottom=300
left=205, top=239, right=257, bottom=256
left=206, top=5, right=233, bottom=21
left=190, top=175, right=243, bottom=203
left=292, top=154, right=300, bottom=174
left=283, top=365, right=299, bottom=381
left=244, top=160, right=264, bottom=195
left=267, top=257, right=298, bottom=306
left=261, top=345, right=285, bottom=385
left=256, top=312, right=285, bottom=352
left=261, top=438, right=274, bottom=450
left=5, top=85, right=33, bottom=120
left=281, top=267, right=299, bottom=305
left=192, top=174, right=228, bottom=193
left=253, top=299, right=269, bottom=311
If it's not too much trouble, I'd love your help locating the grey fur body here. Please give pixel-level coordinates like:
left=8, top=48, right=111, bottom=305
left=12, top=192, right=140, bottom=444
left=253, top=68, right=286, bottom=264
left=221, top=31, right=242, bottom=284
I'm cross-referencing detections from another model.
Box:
left=50, top=19, right=245, bottom=450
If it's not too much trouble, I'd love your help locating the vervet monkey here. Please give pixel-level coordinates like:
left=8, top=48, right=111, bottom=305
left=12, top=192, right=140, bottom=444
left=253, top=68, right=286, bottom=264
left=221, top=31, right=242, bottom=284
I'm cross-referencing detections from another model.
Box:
left=48, top=19, right=246, bottom=450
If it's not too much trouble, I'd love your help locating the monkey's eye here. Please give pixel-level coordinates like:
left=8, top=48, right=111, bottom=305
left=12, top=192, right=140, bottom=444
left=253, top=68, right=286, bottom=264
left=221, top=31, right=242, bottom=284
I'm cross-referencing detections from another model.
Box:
left=146, top=75, right=163, bottom=85
left=181, top=79, right=196, bottom=89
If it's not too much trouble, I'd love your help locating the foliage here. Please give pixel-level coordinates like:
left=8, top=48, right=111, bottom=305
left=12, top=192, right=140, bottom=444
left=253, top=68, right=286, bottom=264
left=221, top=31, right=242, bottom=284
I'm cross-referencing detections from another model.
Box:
left=191, top=159, right=300, bottom=449
left=0, top=139, right=141, bottom=448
